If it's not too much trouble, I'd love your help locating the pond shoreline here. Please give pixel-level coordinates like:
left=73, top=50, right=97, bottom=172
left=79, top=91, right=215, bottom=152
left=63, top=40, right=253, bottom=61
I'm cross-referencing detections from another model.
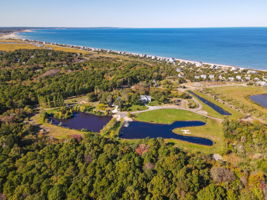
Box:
left=50, top=111, right=213, bottom=146
left=250, top=94, right=267, bottom=108
left=189, top=91, right=231, bottom=115
left=119, top=120, right=213, bottom=146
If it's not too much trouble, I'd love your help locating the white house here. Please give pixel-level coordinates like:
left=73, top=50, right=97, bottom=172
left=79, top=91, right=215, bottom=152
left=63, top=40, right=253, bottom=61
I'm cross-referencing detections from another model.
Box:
left=209, top=75, right=215, bottom=80
left=248, top=70, right=257, bottom=74
left=228, top=77, right=235, bottom=81
left=176, top=68, right=181, bottom=73
left=245, top=76, right=251, bottom=81
left=218, top=75, right=224, bottom=80
left=200, top=75, right=207, bottom=80
left=231, top=67, right=238, bottom=71
left=256, top=81, right=267, bottom=86
left=178, top=73, right=184, bottom=78
left=236, top=76, right=242, bottom=81
left=140, top=95, right=152, bottom=104
left=195, top=62, right=202, bottom=67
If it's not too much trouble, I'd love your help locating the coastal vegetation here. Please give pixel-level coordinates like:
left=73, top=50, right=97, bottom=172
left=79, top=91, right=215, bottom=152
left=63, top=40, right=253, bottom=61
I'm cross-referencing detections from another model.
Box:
left=202, top=86, right=267, bottom=121
left=0, top=42, right=266, bottom=199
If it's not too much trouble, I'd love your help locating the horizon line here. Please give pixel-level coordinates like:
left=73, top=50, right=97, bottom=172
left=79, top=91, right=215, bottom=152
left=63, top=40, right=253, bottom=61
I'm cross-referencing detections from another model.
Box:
left=1, top=26, right=267, bottom=29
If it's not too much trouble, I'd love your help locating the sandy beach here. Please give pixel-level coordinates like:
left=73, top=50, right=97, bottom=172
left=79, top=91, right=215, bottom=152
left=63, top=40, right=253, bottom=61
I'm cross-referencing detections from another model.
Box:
left=0, top=29, right=32, bottom=39
left=0, top=29, right=266, bottom=72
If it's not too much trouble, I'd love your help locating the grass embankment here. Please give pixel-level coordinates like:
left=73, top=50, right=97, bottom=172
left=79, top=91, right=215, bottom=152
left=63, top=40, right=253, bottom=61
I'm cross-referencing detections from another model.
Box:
left=134, top=109, right=224, bottom=154
left=205, top=86, right=267, bottom=121
left=192, top=90, right=243, bottom=120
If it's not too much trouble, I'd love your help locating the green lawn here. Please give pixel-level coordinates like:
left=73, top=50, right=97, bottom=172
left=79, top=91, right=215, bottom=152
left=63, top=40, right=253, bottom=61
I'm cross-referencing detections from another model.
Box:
left=134, top=109, right=224, bottom=154
left=128, top=105, right=148, bottom=111
left=135, top=109, right=206, bottom=124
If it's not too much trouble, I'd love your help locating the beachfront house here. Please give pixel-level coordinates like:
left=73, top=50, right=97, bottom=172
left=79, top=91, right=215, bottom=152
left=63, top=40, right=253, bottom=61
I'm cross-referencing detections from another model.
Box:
left=248, top=70, right=257, bottom=74
left=195, top=62, right=202, bottom=67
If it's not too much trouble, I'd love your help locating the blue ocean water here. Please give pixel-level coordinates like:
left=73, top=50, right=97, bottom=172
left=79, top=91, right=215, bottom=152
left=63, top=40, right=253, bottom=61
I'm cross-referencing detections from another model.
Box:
left=19, top=28, right=267, bottom=69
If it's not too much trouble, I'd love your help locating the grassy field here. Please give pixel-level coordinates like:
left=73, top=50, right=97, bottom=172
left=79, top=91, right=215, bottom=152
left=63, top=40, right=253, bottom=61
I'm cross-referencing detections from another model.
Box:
left=41, top=123, right=84, bottom=139
left=0, top=41, right=42, bottom=51
left=45, top=44, right=89, bottom=54
left=192, top=90, right=243, bottom=120
left=0, top=39, right=89, bottom=54
left=134, top=109, right=224, bottom=154
left=128, top=105, right=148, bottom=111
left=173, top=118, right=224, bottom=153
left=206, top=86, right=267, bottom=121
left=209, top=85, right=267, bottom=111
left=135, top=109, right=206, bottom=124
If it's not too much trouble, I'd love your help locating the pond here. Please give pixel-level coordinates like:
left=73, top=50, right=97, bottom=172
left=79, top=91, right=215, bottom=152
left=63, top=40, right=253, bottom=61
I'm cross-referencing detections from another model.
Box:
left=50, top=112, right=112, bottom=132
left=119, top=121, right=213, bottom=146
left=189, top=91, right=231, bottom=115
left=250, top=94, right=267, bottom=108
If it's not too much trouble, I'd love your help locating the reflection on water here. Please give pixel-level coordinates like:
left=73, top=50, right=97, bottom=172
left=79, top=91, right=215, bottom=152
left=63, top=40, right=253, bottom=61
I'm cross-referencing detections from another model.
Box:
left=51, top=112, right=112, bottom=132
left=189, top=91, right=231, bottom=115
left=250, top=94, right=267, bottom=108
left=51, top=112, right=213, bottom=146
left=120, top=121, right=213, bottom=146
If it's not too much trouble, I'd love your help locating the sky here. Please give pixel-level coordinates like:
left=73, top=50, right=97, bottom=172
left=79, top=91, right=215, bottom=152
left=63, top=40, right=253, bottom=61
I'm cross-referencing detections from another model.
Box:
left=1, top=0, right=267, bottom=28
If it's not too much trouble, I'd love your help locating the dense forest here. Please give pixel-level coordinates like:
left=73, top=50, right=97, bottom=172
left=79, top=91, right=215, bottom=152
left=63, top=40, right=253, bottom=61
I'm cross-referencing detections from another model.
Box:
left=0, top=49, right=266, bottom=200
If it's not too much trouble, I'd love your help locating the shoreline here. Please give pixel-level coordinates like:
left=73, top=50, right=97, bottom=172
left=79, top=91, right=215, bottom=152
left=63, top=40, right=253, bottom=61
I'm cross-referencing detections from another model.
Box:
left=0, top=29, right=32, bottom=40
left=1, top=30, right=267, bottom=72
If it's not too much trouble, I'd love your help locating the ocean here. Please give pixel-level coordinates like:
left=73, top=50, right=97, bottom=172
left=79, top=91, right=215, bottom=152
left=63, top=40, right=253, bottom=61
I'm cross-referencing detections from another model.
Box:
left=18, top=28, right=267, bottom=70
